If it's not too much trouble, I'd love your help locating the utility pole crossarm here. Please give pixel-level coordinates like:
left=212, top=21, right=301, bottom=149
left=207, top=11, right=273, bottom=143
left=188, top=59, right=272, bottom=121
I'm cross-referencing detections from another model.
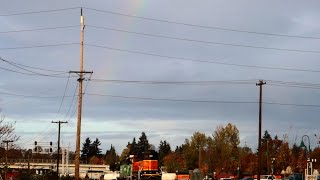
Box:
left=69, top=71, right=93, bottom=74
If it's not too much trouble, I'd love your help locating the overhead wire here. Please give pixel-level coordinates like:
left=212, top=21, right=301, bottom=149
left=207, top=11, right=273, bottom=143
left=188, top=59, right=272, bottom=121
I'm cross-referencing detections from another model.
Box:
left=88, top=79, right=256, bottom=85
left=63, top=85, right=78, bottom=121
left=0, top=43, right=78, bottom=50
left=86, top=43, right=320, bottom=73
left=66, top=73, right=92, bottom=122
left=0, top=66, right=40, bottom=76
left=268, top=84, right=320, bottom=90
left=0, top=7, right=80, bottom=17
left=84, top=7, right=320, bottom=40
left=0, top=57, right=71, bottom=77
left=88, top=79, right=320, bottom=90
left=36, top=126, right=58, bottom=145
left=86, top=93, right=320, bottom=108
left=267, top=80, right=320, bottom=89
left=0, top=25, right=80, bottom=34
left=0, top=91, right=75, bottom=99
left=87, top=93, right=257, bottom=104
left=0, top=8, right=320, bottom=146
left=1, top=6, right=318, bottom=40
left=0, top=66, right=75, bottom=78
left=87, top=25, right=320, bottom=54
left=0, top=89, right=53, bottom=106
left=55, top=73, right=71, bottom=120
left=16, top=123, right=56, bottom=148
left=0, top=57, right=66, bottom=73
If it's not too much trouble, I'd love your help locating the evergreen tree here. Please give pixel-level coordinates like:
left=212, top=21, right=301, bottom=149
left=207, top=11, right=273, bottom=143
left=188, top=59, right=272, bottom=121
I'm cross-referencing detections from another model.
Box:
left=81, top=137, right=91, bottom=161
left=262, top=130, right=272, bottom=144
left=91, top=138, right=102, bottom=157
left=80, top=137, right=102, bottom=163
left=129, top=137, right=139, bottom=156
left=158, top=140, right=172, bottom=167
left=137, top=132, right=150, bottom=159
left=105, top=145, right=118, bottom=171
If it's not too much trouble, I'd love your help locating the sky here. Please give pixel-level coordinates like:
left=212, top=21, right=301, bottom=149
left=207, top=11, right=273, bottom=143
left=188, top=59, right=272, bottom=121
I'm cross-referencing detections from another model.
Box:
left=1, top=0, right=320, bottom=154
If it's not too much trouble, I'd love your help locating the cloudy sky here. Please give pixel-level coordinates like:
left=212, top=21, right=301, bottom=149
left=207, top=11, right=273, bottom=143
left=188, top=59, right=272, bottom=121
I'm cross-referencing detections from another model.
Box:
left=1, top=1, right=320, bottom=154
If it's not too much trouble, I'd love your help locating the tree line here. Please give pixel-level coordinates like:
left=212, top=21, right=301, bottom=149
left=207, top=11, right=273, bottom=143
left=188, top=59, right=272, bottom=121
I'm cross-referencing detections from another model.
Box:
left=78, top=123, right=318, bottom=177
left=0, top=119, right=318, bottom=177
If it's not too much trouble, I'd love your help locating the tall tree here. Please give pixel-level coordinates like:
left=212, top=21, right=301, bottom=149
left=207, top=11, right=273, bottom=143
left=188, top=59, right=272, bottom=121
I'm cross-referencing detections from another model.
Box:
left=190, top=132, right=207, bottom=171
left=91, top=138, right=102, bottom=157
left=137, top=132, right=150, bottom=160
left=260, top=130, right=273, bottom=174
left=238, top=146, right=256, bottom=175
left=80, top=137, right=102, bottom=163
left=105, top=145, right=117, bottom=164
left=158, top=140, right=172, bottom=167
left=119, top=142, right=131, bottom=164
left=81, top=137, right=91, bottom=161
left=275, top=142, right=291, bottom=174
left=129, top=137, right=139, bottom=156
left=163, top=152, right=186, bottom=173
left=105, top=145, right=119, bottom=171
left=212, top=123, right=240, bottom=174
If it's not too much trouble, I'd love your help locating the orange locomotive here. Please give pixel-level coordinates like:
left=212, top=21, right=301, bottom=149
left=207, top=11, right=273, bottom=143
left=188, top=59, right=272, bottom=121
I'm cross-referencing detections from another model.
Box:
left=118, top=150, right=161, bottom=180
left=134, top=150, right=161, bottom=180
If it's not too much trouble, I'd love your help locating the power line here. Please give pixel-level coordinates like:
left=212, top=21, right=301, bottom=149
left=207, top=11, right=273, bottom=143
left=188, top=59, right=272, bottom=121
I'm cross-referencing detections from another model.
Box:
left=64, top=73, right=91, bottom=122
left=88, top=79, right=256, bottom=85
left=87, top=25, right=320, bottom=54
left=0, top=25, right=79, bottom=34
left=264, top=102, right=320, bottom=108
left=267, top=80, right=320, bottom=89
left=86, top=93, right=257, bottom=104
left=0, top=66, right=73, bottom=78
left=86, top=93, right=320, bottom=108
left=0, top=66, right=42, bottom=76
left=0, top=57, right=71, bottom=77
left=55, top=74, right=71, bottom=120
left=268, top=84, right=320, bottom=90
left=84, top=7, right=320, bottom=40
left=88, top=78, right=320, bottom=90
left=0, top=7, right=80, bottom=17
left=63, top=85, right=78, bottom=121
left=0, top=91, right=74, bottom=99
left=0, top=43, right=78, bottom=50
left=0, top=57, right=66, bottom=73
left=267, top=80, right=320, bottom=86
left=86, top=43, right=320, bottom=73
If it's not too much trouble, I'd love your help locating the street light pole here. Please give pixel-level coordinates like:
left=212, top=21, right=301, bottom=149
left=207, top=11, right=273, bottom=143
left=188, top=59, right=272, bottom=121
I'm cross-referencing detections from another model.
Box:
left=271, top=158, right=275, bottom=179
left=256, top=80, right=266, bottom=180
left=299, top=135, right=311, bottom=153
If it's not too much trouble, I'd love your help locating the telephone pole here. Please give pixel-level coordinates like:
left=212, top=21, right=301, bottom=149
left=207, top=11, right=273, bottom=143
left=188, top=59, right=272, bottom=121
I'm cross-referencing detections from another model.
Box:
left=3, top=140, right=13, bottom=180
left=52, top=121, right=67, bottom=177
left=256, top=80, right=266, bottom=180
left=70, top=8, right=93, bottom=180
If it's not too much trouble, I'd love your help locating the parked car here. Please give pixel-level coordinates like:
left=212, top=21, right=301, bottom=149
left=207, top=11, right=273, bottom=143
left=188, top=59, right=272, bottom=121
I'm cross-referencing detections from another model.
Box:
left=242, top=177, right=254, bottom=180
left=254, top=175, right=276, bottom=180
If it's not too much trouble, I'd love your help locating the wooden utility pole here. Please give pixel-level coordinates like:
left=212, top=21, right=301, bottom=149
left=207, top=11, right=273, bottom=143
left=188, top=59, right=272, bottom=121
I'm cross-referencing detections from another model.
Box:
left=74, top=8, right=85, bottom=180
left=70, top=8, right=92, bottom=180
left=3, top=140, right=13, bottom=180
left=52, top=121, right=67, bottom=177
left=256, top=80, right=266, bottom=180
